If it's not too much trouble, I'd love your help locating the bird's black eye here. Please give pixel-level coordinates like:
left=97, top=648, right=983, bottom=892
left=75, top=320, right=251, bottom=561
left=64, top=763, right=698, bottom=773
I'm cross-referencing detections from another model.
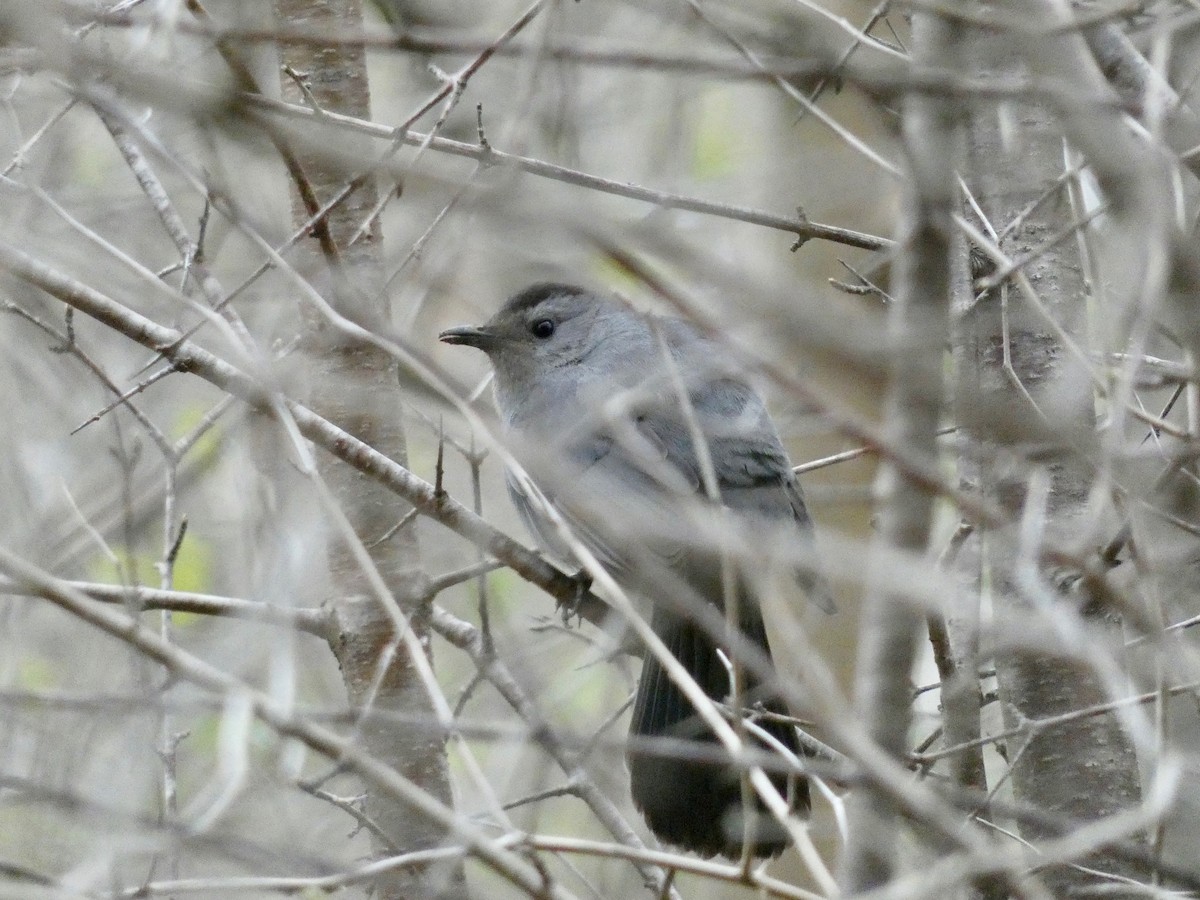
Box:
left=531, top=319, right=555, bottom=339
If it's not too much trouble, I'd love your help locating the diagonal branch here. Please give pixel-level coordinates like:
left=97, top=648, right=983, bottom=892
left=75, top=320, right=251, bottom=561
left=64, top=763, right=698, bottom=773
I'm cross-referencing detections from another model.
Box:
left=0, top=544, right=579, bottom=900
left=0, top=237, right=606, bottom=622
left=242, top=94, right=892, bottom=251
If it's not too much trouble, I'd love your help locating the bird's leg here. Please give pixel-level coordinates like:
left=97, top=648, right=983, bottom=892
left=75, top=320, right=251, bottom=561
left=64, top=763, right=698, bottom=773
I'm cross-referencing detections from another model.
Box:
left=557, top=568, right=593, bottom=625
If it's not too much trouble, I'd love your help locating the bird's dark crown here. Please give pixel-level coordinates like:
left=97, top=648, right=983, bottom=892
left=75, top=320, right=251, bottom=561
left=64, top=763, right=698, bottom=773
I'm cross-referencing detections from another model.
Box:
left=502, top=282, right=589, bottom=316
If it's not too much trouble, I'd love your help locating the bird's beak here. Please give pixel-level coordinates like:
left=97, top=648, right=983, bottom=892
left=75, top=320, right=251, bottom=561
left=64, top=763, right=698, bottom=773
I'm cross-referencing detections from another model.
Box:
left=439, top=325, right=500, bottom=351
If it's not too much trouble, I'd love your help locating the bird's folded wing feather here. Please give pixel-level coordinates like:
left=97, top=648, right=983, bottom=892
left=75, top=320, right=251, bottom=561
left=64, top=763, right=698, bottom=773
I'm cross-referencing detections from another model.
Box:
left=508, top=374, right=835, bottom=614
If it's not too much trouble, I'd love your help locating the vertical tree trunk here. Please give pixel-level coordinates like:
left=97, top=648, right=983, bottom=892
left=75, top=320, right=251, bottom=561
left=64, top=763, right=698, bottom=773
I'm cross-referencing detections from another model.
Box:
left=270, top=1, right=464, bottom=897
left=840, top=10, right=960, bottom=892
left=958, top=6, right=1147, bottom=892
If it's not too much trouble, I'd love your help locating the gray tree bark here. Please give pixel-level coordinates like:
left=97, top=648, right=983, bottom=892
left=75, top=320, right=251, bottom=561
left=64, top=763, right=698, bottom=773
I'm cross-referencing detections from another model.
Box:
left=840, top=9, right=961, bottom=892
left=958, top=2, right=1150, bottom=892
left=270, top=1, right=464, bottom=897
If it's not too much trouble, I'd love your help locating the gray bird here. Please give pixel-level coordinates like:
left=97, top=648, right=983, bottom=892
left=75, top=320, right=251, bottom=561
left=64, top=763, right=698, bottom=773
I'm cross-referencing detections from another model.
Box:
left=440, top=283, right=830, bottom=858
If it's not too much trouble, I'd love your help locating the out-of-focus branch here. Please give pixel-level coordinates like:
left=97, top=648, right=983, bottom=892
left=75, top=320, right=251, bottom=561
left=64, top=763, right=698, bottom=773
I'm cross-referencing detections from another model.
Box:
left=683, top=0, right=899, bottom=175
left=840, top=8, right=960, bottom=892
left=106, top=834, right=820, bottom=900
left=1082, top=22, right=1200, bottom=176
left=81, top=12, right=903, bottom=73
left=238, top=94, right=893, bottom=252
left=0, top=578, right=329, bottom=635
left=913, top=678, right=1200, bottom=767
left=81, top=11, right=1150, bottom=113
left=959, top=0, right=1162, bottom=890
left=0, top=545, right=579, bottom=900
left=926, top=521, right=990, bottom=809
left=0, top=564, right=738, bottom=894
left=1012, top=0, right=1172, bottom=340
left=0, top=238, right=609, bottom=625
left=429, top=605, right=679, bottom=898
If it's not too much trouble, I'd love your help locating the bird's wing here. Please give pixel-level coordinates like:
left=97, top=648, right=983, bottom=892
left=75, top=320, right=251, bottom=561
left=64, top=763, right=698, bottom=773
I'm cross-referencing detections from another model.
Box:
left=507, top=370, right=834, bottom=613
left=505, top=432, right=644, bottom=579
left=683, top=377, right=836, bottom=614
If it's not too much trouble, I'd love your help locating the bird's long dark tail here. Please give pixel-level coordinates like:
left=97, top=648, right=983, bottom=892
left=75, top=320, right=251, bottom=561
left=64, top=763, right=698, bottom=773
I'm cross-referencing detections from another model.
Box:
left=628, top=605, right=807, bottom=858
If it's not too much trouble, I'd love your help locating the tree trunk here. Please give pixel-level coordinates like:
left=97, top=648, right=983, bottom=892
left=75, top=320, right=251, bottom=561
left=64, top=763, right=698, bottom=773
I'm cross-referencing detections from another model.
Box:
left=959, top=6, right=1147, bottom=892
left=840, top=9, right=960, bottom=892
left=270, top=1, right=464, bottom=896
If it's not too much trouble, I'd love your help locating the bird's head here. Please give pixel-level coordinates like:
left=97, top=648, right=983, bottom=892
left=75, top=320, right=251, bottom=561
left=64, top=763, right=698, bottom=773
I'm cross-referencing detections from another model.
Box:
left=440, top=283, right=642, bottom=417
